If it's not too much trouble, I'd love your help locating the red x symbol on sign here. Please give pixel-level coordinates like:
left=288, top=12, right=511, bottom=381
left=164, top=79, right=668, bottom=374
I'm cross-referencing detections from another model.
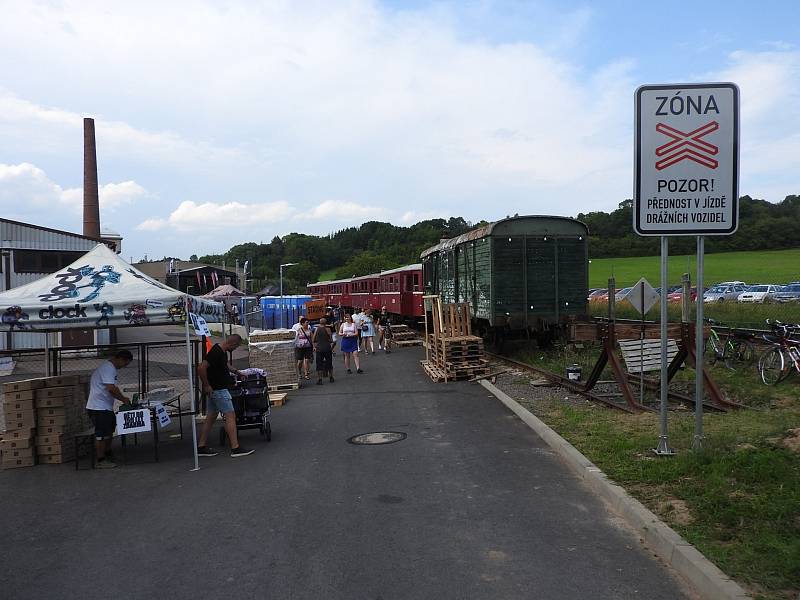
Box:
left=655, top=121, right=719, bottom=170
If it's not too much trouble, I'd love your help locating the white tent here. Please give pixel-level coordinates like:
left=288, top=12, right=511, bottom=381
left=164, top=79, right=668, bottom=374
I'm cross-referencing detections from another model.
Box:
left=0, top=244, right=225, bottom=470
left=0, top=244, right=224, bottom=331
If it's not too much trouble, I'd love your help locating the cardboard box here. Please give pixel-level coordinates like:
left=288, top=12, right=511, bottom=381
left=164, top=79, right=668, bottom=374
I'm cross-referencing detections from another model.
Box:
left=0, top=437, right=34, bottom=450
left=38, top=442, right=75, bottom=456
left=1, top=428, right=35, bottom=441
left=2, top=390, right=35, bottom=403
left=1, top=455, right=36, bottom=469
left=42, top=375, right=80, bottom=388
left=37, top=425, right=68, bottom=436
left=35, top=386, right=75, bottom=400
left=2, top=446, right=35, bottom=459
left=36, top=407, right=73, bottom=418
left=5, top=411, right=36, bottom=430
left=1, top=379, right=45, bottom=393
left=35, top=433, right=64, bottom=446
left=36, top=415, right=67, bottom=428
left=35, top=396, right=69, bottom=409
left=3, top=399, right=35, bottom=412
left=38, top=454, right=72, bottom=464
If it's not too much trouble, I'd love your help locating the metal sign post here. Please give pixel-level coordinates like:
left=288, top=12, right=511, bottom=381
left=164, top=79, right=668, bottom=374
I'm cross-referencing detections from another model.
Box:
left=694, top=236, right=705, bottom=449
left=655, top=237, right=674, bottom=455
left=634, top=82, right=739, bottom=454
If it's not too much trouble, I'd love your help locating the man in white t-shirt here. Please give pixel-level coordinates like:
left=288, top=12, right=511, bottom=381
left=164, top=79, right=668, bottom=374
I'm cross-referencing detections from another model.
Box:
left=85, top=349, right=133, bottom=469
left=352, top=308, right=364, bottom=352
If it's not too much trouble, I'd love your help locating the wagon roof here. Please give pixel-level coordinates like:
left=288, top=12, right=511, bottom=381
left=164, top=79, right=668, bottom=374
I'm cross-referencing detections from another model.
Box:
left=419, top=215, right=586, bottom=258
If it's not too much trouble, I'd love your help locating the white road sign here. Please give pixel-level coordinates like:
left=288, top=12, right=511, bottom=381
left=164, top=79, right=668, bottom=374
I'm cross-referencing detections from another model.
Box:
left=634, top=83, right=739, bottom=236
left=624, top=277, right=659, bottom=315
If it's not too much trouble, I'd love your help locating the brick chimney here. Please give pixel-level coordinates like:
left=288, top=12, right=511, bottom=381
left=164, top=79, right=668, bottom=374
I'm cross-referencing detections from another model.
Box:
left=83, top=117, right=101, bottom=239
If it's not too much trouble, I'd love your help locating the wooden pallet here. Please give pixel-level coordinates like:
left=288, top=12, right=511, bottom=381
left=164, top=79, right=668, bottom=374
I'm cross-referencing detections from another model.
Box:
left=395, top=339, right=423, bottom=347
left=268, top=382, right=299, bottom=392
left=421, top=360, right=448, bottom=382
left=268, top=392, right=288, bottom=407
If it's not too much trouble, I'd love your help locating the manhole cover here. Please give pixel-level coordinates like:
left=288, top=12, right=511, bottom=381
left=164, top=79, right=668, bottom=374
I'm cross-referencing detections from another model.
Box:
left=347, top=432, right=407, bottom=445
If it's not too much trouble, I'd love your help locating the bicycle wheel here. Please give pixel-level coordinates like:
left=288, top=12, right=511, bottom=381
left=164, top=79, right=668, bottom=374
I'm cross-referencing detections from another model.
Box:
left=705, top=334, right=723, bottom=366
left=759, top=347, right=786, bottom=385
left=724, top=339, right=755, bottom=371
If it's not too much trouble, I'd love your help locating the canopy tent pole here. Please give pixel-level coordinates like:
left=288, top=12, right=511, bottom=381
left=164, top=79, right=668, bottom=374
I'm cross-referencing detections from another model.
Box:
left=44, top=332, right=51, bottom=377
left=185, top=296, right=200, bottom=471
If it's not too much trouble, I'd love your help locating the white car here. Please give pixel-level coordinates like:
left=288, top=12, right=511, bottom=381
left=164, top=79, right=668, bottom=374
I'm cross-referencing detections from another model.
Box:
left=737, top=284, right=781, bottom=303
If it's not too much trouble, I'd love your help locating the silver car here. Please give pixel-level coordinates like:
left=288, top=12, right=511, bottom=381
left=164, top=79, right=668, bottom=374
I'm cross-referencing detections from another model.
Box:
left=703, top=284, right=748, bottom=303
left=773, top=284, right=800, bottom=303
left=737, top=284, right=781, bottom=303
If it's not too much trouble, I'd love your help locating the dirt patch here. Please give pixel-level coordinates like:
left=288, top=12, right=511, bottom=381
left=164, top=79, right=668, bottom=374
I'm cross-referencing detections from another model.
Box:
left=658, top=498, right=694, bottom=526
left=780, top=428, right=800, bottom=453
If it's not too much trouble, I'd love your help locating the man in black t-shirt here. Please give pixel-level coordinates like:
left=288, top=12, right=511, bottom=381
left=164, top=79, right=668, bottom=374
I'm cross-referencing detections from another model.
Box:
left=197, top=334, right=254, bottom=457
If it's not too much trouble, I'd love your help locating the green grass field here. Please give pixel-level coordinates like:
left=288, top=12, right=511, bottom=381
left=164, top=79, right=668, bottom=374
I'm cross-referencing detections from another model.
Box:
left=317, top=267, right=340, bottom=281
left=589, top=248, right=800, bottom=289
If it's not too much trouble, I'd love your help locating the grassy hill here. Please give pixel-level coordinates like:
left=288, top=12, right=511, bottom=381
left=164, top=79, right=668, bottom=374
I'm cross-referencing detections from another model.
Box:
left=589, top=248, right=800, bottom=288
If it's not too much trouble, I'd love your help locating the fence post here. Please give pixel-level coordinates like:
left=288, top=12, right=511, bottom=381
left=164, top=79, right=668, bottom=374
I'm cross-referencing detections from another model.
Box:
left=607, top=277, right=616, bottom=321
left=681, top=273, right=691, bottom=323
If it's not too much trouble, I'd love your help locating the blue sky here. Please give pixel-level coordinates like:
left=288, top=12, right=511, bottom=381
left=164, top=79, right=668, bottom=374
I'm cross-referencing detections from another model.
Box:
left=0, top=0, right=798, bottom=261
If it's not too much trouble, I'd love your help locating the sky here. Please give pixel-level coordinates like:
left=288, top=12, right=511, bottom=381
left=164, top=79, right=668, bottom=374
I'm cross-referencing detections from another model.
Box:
left=1, top=0, right=798, bottom=261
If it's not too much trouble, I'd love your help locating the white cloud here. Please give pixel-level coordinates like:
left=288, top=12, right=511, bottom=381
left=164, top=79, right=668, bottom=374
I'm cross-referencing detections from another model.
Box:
left=400, top=210, right=445, bottom=224
left=100, top=181, right=148, bottom=210
left=306, top=200, right=386, bottom=220
left=136, top=200, right=296, bottom=232
left=711, top=50, right=800, bottom=199
left=0, top=162, right=150, bottom=222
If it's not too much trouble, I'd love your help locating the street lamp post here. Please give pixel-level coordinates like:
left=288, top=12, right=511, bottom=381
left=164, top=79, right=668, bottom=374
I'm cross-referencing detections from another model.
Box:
left=279, top=262, right=298, bottom=328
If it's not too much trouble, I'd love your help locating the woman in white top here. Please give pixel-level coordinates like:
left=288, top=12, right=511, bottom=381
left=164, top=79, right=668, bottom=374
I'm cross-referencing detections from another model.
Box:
left=338, top=314, right=363, bottom=374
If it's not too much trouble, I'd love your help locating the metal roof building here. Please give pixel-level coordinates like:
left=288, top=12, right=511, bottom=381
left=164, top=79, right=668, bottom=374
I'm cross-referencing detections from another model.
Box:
left=1, top=218, right=111, bottom=350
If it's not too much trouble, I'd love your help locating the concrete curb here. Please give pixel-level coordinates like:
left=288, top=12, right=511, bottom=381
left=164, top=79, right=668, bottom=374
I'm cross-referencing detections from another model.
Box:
left=480, top=379, right=752, bottom=600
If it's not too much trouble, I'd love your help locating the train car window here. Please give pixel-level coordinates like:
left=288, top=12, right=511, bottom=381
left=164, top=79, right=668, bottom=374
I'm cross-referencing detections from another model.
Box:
left=413, top=273, right=420, bottom=291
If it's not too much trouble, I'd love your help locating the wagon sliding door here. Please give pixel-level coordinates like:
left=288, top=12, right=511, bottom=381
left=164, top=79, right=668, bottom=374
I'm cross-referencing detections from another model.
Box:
left=526, top=237, right=556, bottom=324
left=557, top=237, right=588, bottom=316
left=493, top=236, right=525, bottom=326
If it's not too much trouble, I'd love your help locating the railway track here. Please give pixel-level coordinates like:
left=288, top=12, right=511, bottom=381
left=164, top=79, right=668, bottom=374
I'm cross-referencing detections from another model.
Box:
left=484, top=350, right=732, bottom=413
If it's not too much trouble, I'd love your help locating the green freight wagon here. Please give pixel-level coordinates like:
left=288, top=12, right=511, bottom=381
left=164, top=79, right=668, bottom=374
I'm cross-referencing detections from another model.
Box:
left=420, top=215, right=588, bottom=340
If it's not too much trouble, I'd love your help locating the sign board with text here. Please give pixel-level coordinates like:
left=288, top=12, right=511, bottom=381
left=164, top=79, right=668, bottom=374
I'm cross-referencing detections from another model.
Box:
left=634, top=83, right=739, bottom=236
left=116, top=408, right=152, bottom=435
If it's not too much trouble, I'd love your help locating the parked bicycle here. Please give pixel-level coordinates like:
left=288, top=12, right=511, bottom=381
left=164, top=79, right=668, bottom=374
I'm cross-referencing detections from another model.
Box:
left=758, top=319, right=800, bottom=385
left=704, top=318, right=756, bottom=371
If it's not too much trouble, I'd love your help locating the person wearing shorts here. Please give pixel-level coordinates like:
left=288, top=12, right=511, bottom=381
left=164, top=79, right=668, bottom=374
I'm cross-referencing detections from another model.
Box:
left=338, top=314, right=363, bottom=374
left=85, top=349, right=134, bottom=469
left=294, top=318, right=314, bottom=379
left=378, top=307, right=393, bottom=353
left=312, top=317, right=334, bottom=384
left=197, top=334, right=254, bottom=458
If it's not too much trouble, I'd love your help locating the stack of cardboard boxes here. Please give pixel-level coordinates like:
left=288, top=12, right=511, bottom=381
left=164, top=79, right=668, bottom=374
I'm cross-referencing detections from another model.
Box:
left=1, top=375, right=92, bottom=469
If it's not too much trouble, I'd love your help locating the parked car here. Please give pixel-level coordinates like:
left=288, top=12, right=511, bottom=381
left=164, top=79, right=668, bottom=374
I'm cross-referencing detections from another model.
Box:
left=703, top=284, right=748, bottom=303
left=615, top=287, right=634, bottom=302
left=772, top=284, right=800, bottom=303
left=588, top=289, right=609, bottom=302
left=737, top=284, right=781, bottom=303
left=667, top=287, right=701, bottom=302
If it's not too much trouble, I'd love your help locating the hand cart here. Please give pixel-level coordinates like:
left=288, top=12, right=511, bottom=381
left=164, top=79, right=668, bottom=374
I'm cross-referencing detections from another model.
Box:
left=220, top=369, right=272, bottom=445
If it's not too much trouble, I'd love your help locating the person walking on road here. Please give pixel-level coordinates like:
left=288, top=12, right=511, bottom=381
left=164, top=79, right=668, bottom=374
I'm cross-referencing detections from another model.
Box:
left=85, top=349, right=134, bottom=469
left=197, top=334, right=255, bottom=458
left=361, top=309, right=376, bottom=355
left=294, top=317, right=313, bottom=380
left=378, top=307, right=393, bottom=353
left=338, top=313, right=363, bottom=374
left=312, top=317, right=334, bottom=384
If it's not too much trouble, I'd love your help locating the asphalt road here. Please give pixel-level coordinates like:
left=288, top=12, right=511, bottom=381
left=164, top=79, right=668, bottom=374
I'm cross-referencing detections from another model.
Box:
left=0, top=345, right=691, bottom=600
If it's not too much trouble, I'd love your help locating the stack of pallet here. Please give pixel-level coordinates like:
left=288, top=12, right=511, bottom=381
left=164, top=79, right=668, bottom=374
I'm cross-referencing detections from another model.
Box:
left=0, top=375, right=91, bottom=469
left=390, top=324, right=422, bottom=347
left=248, top=329, right=300, bottom=391
left=421, top=299, right=490, bottom=382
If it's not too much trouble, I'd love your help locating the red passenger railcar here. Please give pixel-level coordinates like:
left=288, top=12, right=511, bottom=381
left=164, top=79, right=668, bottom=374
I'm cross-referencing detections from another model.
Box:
left=308, top=264, right=423, bottom=320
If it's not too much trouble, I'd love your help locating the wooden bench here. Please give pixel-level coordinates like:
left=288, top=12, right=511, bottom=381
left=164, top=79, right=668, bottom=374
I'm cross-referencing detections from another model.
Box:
left=618, top=338, right=679, bottom=374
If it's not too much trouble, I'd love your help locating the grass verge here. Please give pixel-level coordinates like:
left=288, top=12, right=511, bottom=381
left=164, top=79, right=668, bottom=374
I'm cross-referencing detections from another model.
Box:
left=509, top=345, right=800, bottom=600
